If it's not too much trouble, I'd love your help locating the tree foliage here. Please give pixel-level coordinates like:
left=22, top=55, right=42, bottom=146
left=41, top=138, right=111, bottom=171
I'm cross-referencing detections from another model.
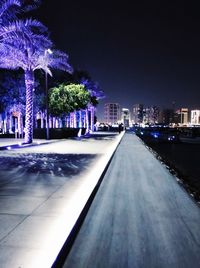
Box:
left=49, top=83, right=90, bottom=116
left=0, top=70, right=25, bottom=113
left=0, top=69, right=45, bottom=114
left=68, top=69, right=105, bottom=107
left=80, top=78, right=105, bottom=106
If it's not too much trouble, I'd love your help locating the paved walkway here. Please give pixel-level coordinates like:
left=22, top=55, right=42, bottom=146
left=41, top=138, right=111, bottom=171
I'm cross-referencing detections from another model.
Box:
left=62, top=132, right=200, bottom=268
left=0, top=132, right=124, bottom=268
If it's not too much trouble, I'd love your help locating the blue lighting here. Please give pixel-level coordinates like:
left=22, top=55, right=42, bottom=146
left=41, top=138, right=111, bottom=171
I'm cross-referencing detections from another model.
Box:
left=151, top=132, right=160, bottom=138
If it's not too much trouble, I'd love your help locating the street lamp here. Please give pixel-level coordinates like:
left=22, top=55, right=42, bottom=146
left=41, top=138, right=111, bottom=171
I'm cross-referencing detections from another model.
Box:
left=45, top=49, right=53, bottom=140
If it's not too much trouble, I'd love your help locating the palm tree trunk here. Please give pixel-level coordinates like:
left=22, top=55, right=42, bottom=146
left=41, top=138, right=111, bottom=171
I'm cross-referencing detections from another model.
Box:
left=85, top=108, right=89, bottom=133
left=70, top=112, right=73, bottom=128
left=24, top=70, right=34, bottom=144
left=90, top=106, right=94, bottom=131
left=79, top=110, right=82, bottom=128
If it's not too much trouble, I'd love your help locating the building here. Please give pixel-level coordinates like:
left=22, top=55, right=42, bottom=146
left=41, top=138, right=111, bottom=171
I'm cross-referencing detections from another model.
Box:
left=143, top=106, right=159, bottom=125
left=191, top=110, right=200, bottom=125
left=104, top=103, right=121, bottom=125
left=175, top=108, right=189, bottom=125
left=132, top=104, right=143, bottom=125
left=121, top=108, right=131, bottom=127
left=159, top=109, right=174, bottom=125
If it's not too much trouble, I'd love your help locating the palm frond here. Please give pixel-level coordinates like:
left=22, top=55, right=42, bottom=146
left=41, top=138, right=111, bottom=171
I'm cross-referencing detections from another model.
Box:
left=21, top=0, right=41, bottom=12
left=23, top=18, right=48, bottom=33
left=33, top=48, right=73, bottom=75
left=0, top=18, right=48, bottom=38
left=0, top=0, right=21, bottom=21
left=0, top=42, right=26, bottom=69
left=47, top=49, right=73, bottom=73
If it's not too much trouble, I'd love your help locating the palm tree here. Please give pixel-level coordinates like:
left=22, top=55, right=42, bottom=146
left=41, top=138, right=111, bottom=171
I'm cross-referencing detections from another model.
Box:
left=0, top=0, right=21, bottom=23
left=0, top=39, right=73, bottom=143
left=0, top=0, right=43, bottom=40
left=0, top=0, right=73, bottom=143
left=80, top=79, right=105, bottom=131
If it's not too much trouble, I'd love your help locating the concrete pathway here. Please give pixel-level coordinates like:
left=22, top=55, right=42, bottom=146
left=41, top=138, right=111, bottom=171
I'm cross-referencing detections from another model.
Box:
left=62, top=132, right=200, bottom=268
left=0, top=132, right=124, bottom=268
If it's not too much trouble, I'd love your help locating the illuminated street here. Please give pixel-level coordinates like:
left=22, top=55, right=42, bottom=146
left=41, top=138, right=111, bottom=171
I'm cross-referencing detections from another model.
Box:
left=62, top=133, right=200, bottom=268
left=0, top=132, right=123, bottom=268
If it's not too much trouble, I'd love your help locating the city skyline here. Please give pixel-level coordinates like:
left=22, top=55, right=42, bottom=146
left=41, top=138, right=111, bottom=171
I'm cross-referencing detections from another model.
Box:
left=98, top=101, right=198, bottom=123
left=103, top=102, right=200, bottom=126
left=35, top=1, right=200, bottom=120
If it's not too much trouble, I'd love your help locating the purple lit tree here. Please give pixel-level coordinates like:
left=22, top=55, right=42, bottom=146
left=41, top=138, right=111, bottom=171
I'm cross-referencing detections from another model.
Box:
left=80, top=79, right=105, bottom=104
left=80, top=79, right=105, bottom=131
left=0, top=0, right=73, bottom=143
left=0, top=1, right=42, bottom=40
left=0, top=41, right=73, bottom=143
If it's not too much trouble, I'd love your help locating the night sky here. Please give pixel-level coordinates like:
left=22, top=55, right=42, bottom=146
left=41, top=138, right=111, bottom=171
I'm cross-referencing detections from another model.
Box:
left=35, top=1, right=200, bottom=120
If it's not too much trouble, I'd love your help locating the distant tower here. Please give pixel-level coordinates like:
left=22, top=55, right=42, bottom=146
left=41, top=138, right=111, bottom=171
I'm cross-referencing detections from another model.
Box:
left=175, top=108, right=189, bottom=125
left=132, top=104, right=143, bottom=124
left=191, top=110, right=200, bottom=125
left=121, top=108, right=131, bottom=127
left=104, top=103, right=121, bottom=125
left=180, top=108, right=189, bottom=125
left=143, top=106, right=159, bottom=125
left=160, top=109, right=174, bottom=125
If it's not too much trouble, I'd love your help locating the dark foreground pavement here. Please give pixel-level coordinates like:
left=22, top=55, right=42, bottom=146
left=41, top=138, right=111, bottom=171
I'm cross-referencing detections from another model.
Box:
left=62, top=132, right=200, bottom=268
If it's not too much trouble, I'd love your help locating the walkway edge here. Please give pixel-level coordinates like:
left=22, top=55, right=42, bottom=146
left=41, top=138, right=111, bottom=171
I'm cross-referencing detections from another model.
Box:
left=51, top=131, right=125, bottom=268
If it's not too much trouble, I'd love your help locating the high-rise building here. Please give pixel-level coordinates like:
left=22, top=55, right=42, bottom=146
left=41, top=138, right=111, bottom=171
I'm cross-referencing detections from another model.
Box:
left=121, top=108, right=131, bottom=127
left=175, top=108, right=189, bottom=125
left=143, top=106, right=159, bottom=125
left=132, top=104, right=143, bottom=124
left=191, top=110, right=200, bottom=125
left=159, top=109, right=174, bottom=125
left=104, top=103, right=121, bottom=124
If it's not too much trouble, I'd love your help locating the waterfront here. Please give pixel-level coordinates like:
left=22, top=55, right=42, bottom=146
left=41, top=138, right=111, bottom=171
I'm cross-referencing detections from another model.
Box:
left=62, top=133, right=200, bottom=268
left=140, top=138, right=200, bottom=203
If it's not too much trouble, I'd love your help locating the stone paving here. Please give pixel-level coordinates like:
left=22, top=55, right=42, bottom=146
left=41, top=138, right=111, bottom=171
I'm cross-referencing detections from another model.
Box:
left=0, top=132, right=124, bottom=268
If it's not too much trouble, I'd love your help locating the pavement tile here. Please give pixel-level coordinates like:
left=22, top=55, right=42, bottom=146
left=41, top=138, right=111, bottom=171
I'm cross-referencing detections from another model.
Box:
left=0, top=196, right=46, bottom=215
left=0, top=245, right=48, bottom=268
left=0, top=214, right=26, bottom=240
left=0, top=132, right=123, bottom=267
left=0, top=215, right=58, bottom=249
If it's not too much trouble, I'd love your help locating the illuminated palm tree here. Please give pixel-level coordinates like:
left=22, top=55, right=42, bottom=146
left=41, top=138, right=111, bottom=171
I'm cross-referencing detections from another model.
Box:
left=0, top=0, right=20, bottom=21
left=80, top=79, right=105, bottom=131
left=0, top=39, right=73, bottom=143
left=0, top=0, right=42, bottom=40
left=0, top=0, right=73, bottom=143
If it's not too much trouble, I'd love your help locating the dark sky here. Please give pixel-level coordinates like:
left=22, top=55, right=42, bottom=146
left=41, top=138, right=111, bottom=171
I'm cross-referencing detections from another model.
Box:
left=35, top=1, right=200, bottom=120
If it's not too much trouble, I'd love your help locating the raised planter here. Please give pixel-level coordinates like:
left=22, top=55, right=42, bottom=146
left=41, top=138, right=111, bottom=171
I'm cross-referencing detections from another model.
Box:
left=33, top=128, right=86, bottom=139
left=0, top=133, right=15, bottom=138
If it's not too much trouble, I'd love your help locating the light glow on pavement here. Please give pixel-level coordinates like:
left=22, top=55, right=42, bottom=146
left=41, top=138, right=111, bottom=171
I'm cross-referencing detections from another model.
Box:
left=29, top=132, right=124, bottom=268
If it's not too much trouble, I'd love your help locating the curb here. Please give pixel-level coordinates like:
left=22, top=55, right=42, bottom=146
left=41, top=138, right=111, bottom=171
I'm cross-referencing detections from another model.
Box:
left=51, top=131, right=125, bottom=268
